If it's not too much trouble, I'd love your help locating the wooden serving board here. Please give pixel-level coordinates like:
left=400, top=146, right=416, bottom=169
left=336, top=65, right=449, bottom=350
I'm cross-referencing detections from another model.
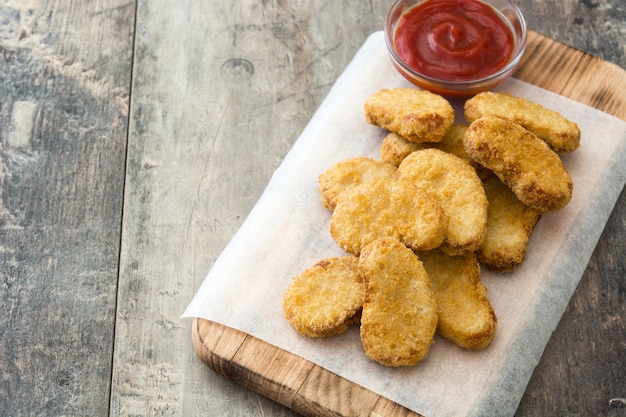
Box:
left=192, top=31, right=626, bottom=417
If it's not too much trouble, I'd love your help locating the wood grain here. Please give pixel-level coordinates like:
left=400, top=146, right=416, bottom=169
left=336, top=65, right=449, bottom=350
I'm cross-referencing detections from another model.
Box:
left=192, top=30, right=626, bottom=417
left=109, top=1, right=389, bottom=416
left=516, top=32, right=626, bottom=120
left=0, top=1, right=134, bottom=415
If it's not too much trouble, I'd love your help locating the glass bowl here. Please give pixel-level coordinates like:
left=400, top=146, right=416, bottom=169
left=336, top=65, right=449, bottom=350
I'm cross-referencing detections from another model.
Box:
left=385, top=0, right=527, bottom=97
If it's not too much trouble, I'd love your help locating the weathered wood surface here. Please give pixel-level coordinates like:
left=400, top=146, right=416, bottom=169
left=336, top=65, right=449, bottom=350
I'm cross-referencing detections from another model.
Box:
left=0, top=0, right=624, bottom=416
left=0, top=1, right=134, bottom=415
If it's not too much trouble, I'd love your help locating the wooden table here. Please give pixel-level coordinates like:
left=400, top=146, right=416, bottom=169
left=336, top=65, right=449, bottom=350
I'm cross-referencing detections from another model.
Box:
left=0, top=1, right=624, bottom=416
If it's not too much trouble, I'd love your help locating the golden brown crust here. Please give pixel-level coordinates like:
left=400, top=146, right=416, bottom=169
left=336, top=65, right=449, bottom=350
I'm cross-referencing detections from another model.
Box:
left=434, top=124, right=492, bottom=179
left=396, top=148, right=488, bottom=256
left=464, top=91, right=580, bottom=153
left=364, top=88, right=454, bottom=143
left=478, top=176, right=542, bottom=272
left=330, top=177, right=447, bottom=255
left=380, top=126, right=491, bottom=178
left=417, top=249, right=497, bottom=350
left=283, top=256, right=363, bottom=338
left=463, top=115, right=573, bottom=212
left=359, top=238, right=438, bottom=366
left=318, top=157, right=397, bottom=211
left=380, top=132, right=423, bottom=167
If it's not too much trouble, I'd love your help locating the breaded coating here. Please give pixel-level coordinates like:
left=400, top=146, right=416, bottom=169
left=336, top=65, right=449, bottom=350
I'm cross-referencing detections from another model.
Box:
left=359, top=238, right=438, bottom=366
left=464, top=91, right=580, bottom=153
left=283, top=256, right=363, bottom=338
left=434, top=124, right=492, bottom=179
left=464, top=115, right=573, bottom=212
left=318, top=157, right=396, bottom=211
left=381, top=126, right=491, bottom=178
left=396, top=148, right=488, bottom=256
left=478, top=176, right=542, bottom=272
left=364, top=88, right=454, bottom=143
left=417, top=250, right=497, bottom=350
left=330, top=177, right=447, bottom=255
left=380, top=132, right=422, bottom=166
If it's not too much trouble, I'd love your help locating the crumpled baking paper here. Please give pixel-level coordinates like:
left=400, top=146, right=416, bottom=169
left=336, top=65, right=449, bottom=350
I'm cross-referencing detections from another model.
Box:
left=183, top=31, right=626, bottom=417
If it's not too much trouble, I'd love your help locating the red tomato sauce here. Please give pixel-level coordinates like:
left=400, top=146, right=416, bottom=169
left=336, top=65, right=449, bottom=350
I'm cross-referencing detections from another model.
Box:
left=394, top=0, right=515, bottom=82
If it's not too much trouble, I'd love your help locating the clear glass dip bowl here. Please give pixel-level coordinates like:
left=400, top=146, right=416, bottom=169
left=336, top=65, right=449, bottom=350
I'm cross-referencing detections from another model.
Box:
left=385, top=0, right=527, bottom=97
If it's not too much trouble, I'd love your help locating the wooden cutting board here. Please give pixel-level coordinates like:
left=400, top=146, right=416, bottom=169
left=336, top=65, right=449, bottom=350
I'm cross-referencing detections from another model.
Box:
left=192, top=31, right=626, bottom=417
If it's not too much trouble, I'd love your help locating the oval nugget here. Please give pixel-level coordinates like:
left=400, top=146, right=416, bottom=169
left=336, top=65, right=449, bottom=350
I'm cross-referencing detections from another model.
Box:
left=418, top=249, right=497, bottom=350
left=359, top=238, right=438, bottom=367
left=364, top=88, right=454, bottom=143
left=396, top=148, right=488, bottom=256
left=318, top=157, right=396, bottom=211
left=464, top=115, right=573, bottom=212
left=464, top=91, right=580, bottom=153
left=478, top=176, right=542, bottom=272
left=283, top=256, right=363, bottom=338
left=330, top=177, right=447, bottom=255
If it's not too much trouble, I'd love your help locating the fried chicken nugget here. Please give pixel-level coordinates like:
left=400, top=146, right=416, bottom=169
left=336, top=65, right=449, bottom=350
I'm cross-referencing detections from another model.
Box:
left=283, top=256, right=363, bottom=337
left=359, top=238, right=438, bottom=366
left=417, top=250, right=497, bottom=350
left=380, top=131, right=422, bottom=167
left=396, top=148, right=488, bottom=256
left=464, top=91, right=580, bottom=153
left=318, top=157, right=396, bottom=211
left=478, top=176, right=542, bottom=272
left=381, top=126, right=491, bottom=179
left=464, top=115, right=573, bottom=212
left=364, top=88, right=454, bottom=143
left=330, top=177, right=447, bottom=255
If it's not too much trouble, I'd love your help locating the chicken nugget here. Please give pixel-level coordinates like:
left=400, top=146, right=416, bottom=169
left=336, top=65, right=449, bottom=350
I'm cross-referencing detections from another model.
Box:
left=283, top=256, right=363, bottom=338
left=364, top=88, right=454, bottom=143
left=417, top=250, right=497, bottom=350
left=381, top=126, right=491, bottom=178
left=318, top=157, right=396, bottom=211
left=380, top=132, right=422, bottom=167
left=464, top=91, right=580, bottom=153
left=478, top=176, right=542, bottom=272
left=330, top=177, right=447, bottom=255
left=464, top=115, right=573, bottom=212
left=396, top=148, right=488, bottom=256
left=359, top=238, right=438, bottom=366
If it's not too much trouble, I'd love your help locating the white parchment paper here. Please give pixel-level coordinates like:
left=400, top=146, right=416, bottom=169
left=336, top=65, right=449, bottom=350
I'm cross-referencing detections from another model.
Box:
left=183, top=31, right=626, bottom=417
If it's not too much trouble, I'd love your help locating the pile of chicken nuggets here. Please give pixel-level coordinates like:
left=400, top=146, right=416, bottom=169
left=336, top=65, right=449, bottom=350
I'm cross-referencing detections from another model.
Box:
left=282, top=88, right=580, bottom=367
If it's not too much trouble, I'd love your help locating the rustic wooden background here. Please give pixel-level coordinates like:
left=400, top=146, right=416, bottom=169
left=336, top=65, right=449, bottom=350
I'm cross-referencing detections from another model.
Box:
left=0, top=1, right=624, bottom=416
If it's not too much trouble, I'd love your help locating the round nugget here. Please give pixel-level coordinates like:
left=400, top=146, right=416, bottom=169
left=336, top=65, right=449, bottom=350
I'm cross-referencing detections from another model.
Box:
left=330, top=177, right=447, bottom=255
left=432, top=124, right=492, bottom=179
left=359, top=238, right=438, bottom=367
left=283, top=256, right=363, bottom=338
left=364, top=88, right=454, bottom=143
left=396, top=148, right=488, bottom=256
left=380, top=132, right=422, bottom=167
left=381, top=126, right=491, bottom=179
left=463, top=116, right=573, bottom=212
left=418, top=249, right=497, bottom=350
left=318, top=157, right=396, bottom=211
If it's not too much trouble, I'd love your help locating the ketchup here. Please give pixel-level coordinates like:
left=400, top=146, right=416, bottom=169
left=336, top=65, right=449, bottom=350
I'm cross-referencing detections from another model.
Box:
left=394, top=0, right=515, bottom=82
